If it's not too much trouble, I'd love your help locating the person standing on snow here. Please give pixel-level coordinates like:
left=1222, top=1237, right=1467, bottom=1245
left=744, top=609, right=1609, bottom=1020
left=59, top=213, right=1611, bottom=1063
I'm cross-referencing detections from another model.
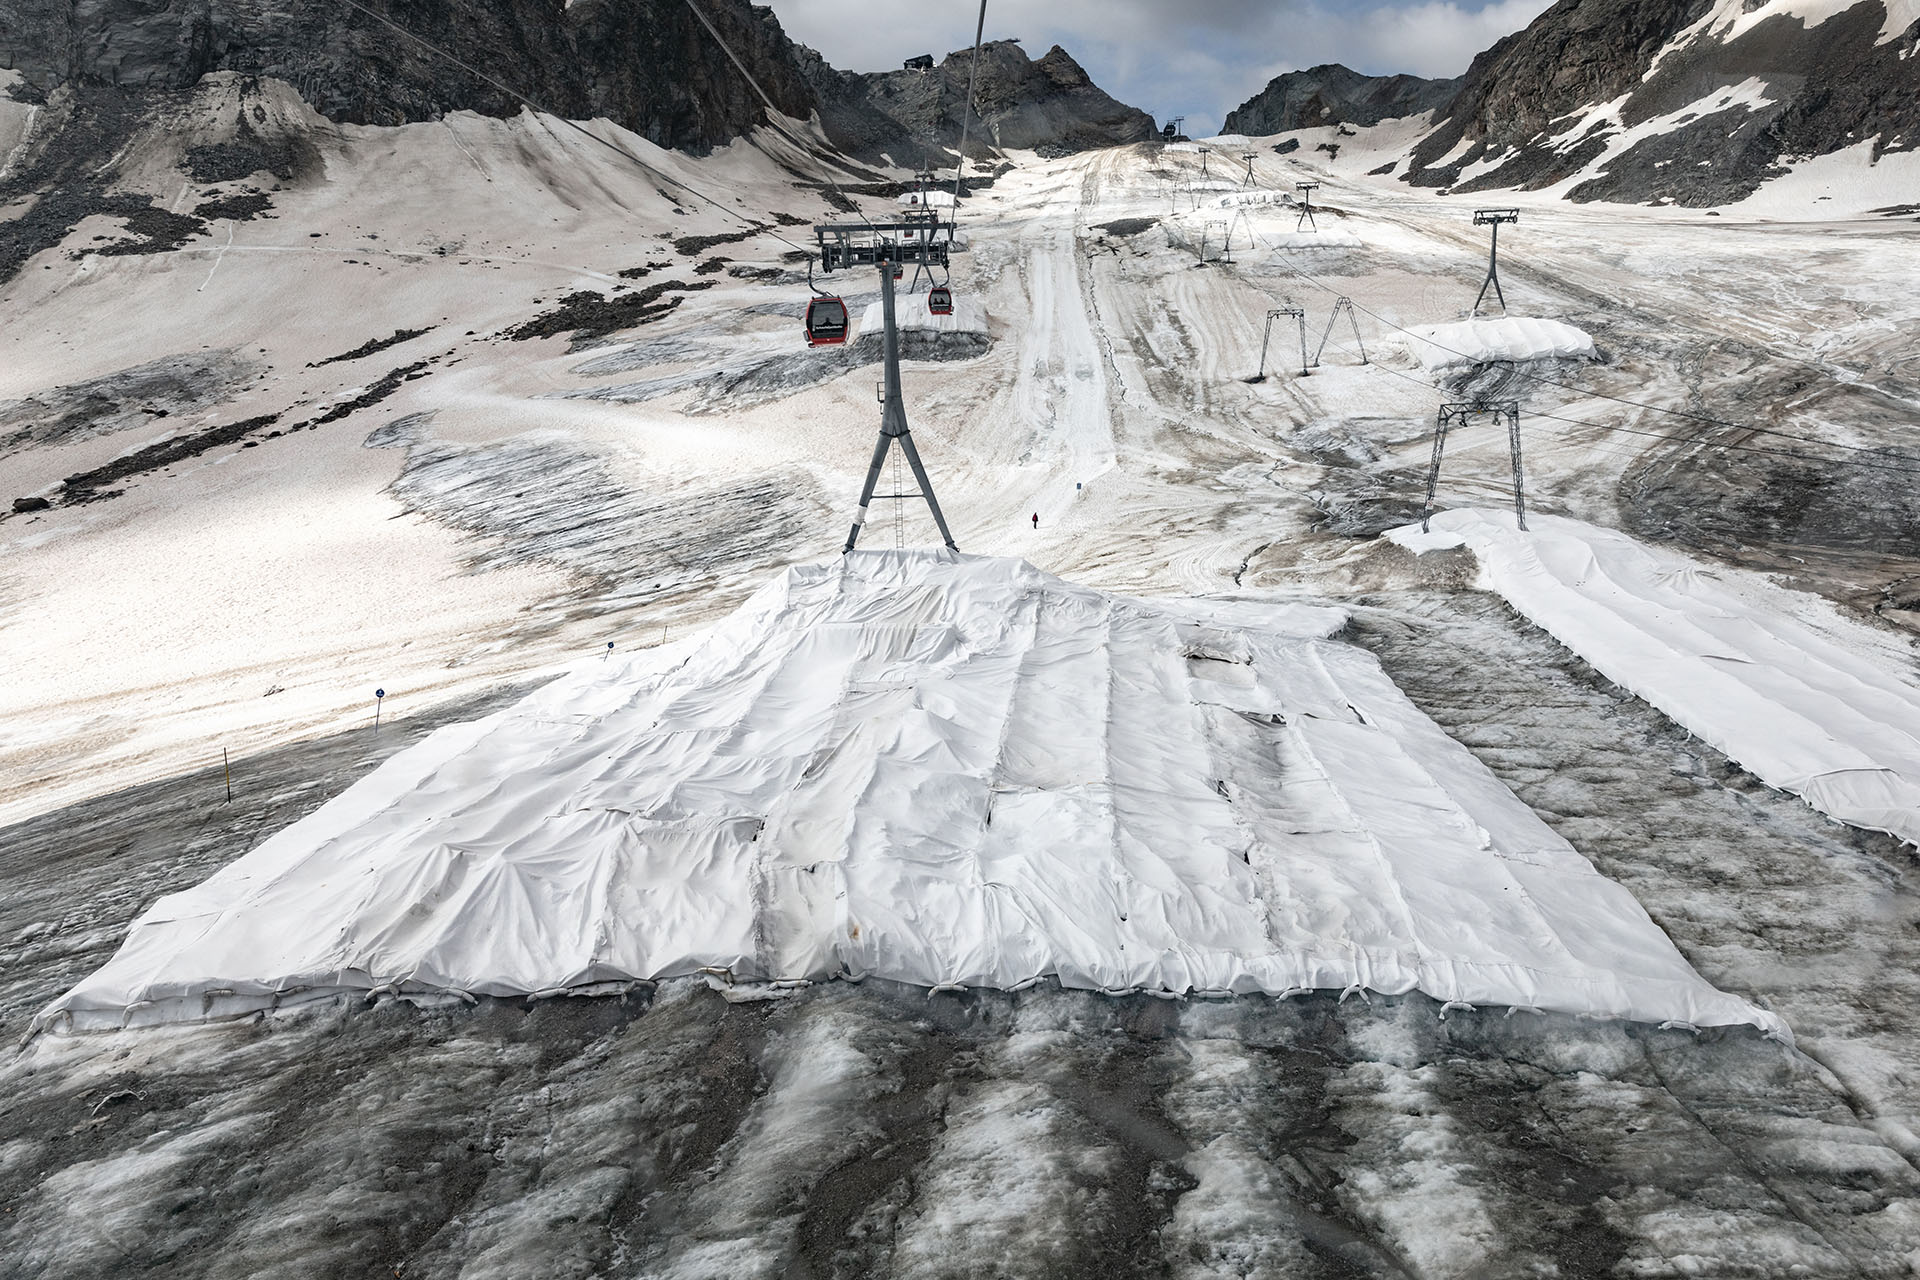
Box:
left=1031, top=512, right=1039, bottom=530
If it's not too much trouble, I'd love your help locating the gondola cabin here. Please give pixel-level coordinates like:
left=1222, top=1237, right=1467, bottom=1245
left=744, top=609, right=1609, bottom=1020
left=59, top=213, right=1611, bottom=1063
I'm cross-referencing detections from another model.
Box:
left=804, top=296, right=848, bottom=347
left=927, top=286, right=954, bottom=316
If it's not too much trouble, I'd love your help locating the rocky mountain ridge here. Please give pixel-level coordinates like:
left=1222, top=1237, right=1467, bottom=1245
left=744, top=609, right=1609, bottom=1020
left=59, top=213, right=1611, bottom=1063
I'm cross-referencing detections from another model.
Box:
left=0, top=1, right=1156, bottom=160
left=801, top=39, right=1158, bottom=166
left=1222, top=63, right=1457, bottom=135
left=2, top=0, right=814, bottom=152
left=1403, top=0, right=1920, bottom=204
left=0, top=2, right=1158, bottom=284
left=1228, top=0, right=1920, bottom=206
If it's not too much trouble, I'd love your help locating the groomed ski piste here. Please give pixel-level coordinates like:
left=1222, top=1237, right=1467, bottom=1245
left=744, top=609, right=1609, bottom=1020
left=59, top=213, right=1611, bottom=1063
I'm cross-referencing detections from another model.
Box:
left=36, top=551, right=1784, bottom=1036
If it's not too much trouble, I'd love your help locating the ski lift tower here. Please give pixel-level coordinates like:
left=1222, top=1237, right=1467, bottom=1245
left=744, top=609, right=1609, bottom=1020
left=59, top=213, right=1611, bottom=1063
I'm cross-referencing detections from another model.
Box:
left=1471, top=208, right=1520, bottom=315
left=815, top=217, right=961, bottom=553
left=899, top=178, right=948, bottom=292
left=1242, top=152, right=1258, bottom=187
left=1421, top=400, right=1527, bottom=533
left=1295, top=181, right=1320, bottom=233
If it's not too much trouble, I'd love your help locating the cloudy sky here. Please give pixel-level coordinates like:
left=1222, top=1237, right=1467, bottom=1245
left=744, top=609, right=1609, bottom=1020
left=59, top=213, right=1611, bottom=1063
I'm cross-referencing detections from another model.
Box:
left=768, top=0, right=1556, bottom=136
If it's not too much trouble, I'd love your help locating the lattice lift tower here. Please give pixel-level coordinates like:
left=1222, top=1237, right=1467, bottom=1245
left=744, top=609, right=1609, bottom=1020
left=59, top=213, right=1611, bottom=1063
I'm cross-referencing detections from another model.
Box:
left=1421, top=401, right=1528, bottom=533
left=1295, top=181, right=1320, bottom=233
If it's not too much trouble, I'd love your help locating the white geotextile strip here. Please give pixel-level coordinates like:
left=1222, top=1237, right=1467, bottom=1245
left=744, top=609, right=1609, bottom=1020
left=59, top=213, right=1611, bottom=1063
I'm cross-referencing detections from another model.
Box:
left=37, top=552, right=1783, bottom=1038
left=1391, top=509, right=1920, bottom=849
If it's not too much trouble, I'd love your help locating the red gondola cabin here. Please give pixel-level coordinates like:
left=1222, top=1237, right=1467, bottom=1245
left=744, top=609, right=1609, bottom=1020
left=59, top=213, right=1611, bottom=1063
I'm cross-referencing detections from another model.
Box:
left=804, top=296, right=848, bottom=347
left=928, top=286, right=953, bottom=316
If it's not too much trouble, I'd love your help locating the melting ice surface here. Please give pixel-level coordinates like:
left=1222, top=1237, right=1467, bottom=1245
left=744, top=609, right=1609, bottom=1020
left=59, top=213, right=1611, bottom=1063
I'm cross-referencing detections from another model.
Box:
left=38, top=552, right=1784, bottom=1036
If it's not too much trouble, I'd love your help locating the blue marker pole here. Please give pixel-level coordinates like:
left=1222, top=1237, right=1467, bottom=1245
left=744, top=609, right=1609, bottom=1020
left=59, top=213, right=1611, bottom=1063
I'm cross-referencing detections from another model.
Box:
left=374, top=687, right=385, bottom=732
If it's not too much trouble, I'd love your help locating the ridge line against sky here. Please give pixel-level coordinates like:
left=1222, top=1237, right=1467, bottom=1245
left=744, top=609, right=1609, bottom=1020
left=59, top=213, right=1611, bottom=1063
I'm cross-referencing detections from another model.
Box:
left=767, top=0, right=1557, bottom=137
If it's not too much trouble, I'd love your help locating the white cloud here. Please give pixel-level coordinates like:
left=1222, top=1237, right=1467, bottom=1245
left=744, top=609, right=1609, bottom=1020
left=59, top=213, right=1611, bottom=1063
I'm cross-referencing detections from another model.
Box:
left=765, top=0, right=1555, bottom=136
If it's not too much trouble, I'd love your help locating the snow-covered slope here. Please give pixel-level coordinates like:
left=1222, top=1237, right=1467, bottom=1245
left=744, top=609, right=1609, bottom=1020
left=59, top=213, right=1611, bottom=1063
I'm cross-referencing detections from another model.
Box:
left=37, top=551, right=1782, bottom=1035
left=1392, top=510, right=1920, bottom=845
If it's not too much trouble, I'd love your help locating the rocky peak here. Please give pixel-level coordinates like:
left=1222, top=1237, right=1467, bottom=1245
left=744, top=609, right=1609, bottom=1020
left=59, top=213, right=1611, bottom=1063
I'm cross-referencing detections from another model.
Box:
left=1, top=0, right=813, bottom=152
left=802, top=38, right=1157, bottom=166
left=1223, top=63, right=1460, bottom=134
left=1402, top=0, right=1920, bottom=205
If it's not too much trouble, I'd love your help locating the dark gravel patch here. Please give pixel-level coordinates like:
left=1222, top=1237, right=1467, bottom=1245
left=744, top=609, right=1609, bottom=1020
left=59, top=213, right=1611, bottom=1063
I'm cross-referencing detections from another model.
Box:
left=56, top=413, right=281, bottom=505
left=672, top=226, right=770, bottom=256
left=189, top=191, right=275, bottom=222
left=506, top=279, right=714, bottom=343
left=182, top=112, right=321, bottom=185
left=309, top=328, right=433, bottom=368
left=306, top=360, right=432, bottom=426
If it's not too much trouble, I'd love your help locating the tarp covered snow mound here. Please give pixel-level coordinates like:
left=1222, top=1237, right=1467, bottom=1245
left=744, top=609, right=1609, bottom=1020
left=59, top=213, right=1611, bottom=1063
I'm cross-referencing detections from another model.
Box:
left=1405, top=317, right=1595, bottom=370
left=858, top=293, right=988, bottom=337
left=1390, top=510, right=1920, bottom=848
left=38, top=553, right=1783, bottom=1037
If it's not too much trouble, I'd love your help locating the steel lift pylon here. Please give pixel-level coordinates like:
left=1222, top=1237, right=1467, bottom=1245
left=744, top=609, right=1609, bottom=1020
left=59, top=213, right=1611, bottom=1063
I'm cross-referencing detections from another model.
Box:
left=1421, top=400, right=1528, bottom=533
left=1295, top=181, right=1320, bottom=233
left=814, top=221, right=960, bottom=553
left=1247, top=306, right=1308, bottom=382
left=1471, top=208, right=1520, bottom=316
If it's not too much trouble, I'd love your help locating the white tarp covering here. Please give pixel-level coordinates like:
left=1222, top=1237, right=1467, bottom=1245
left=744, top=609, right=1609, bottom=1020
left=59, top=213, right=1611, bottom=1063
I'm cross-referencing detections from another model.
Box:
left=897, top=189, right=956, bottom=208
left=1210, top=190, right=1293, bottom=208
left=1404, top=317, right=1596, bottom=370
left=1390, top=510, right=1920, bottom=847
left=37, top=553, right=1784, bottom=1037
left=858, top=293, right=988, bottom=336
left=1257, top=229, right=1363, bottom=249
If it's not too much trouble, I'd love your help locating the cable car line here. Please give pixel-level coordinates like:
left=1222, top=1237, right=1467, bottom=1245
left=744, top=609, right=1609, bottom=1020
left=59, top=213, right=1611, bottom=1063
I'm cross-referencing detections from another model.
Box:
left=678, top=0, right=876, bottom=230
